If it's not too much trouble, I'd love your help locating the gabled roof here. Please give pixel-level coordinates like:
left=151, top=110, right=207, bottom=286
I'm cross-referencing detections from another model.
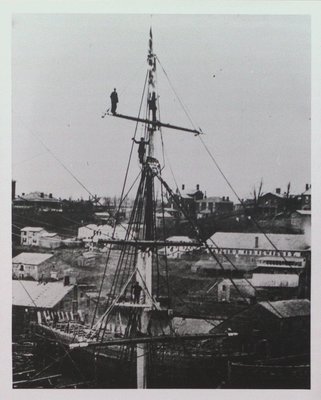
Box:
left=207, top=232, right=309, bottom=251
left=166, top=236, right=196, bottom=243
left=21, top=227, right=46, bottom=232
left=171, top=317, right=220, bottom=335
left=13, top=252, right=54, bottom=265
left=260, top=192, right=284, bottom=199
left=16, top=192, right=60, bottom=202
left=12, top=280, right=74, bottom=308
left=41, top=232, right=59, bottom=238
left=259, top=299, right=310, bottom=319
left=178, top=187, right=203, bottom=199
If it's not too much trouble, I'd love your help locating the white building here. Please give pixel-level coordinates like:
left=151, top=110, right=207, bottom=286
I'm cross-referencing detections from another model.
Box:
left=77, top=224, right=98, bottom=241
left=159, top=236, right=198, bottom=259
left=20, top=227, right=48, bottom=246
left=13, top=252, right=54, bottom=280
left=206, top=232, right=309, bottom=258
left=39, top=232, right=62, bottom=249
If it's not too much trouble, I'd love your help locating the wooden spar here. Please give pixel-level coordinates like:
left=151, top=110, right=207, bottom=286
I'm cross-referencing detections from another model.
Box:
left=13, top=373, right=62, bottom=387
left=98, top=239, right=201, bottom=247
left=69, top=332, right=235, bottom=349
left=106, top=112, right=203, bottom=135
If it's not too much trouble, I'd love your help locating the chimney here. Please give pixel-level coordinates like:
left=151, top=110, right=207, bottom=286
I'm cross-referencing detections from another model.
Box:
left=255, top=236, right=259, bottom=249
left=227, top=196, right=229, bottom=201
left=40, top=192, right=44, bottom=198
left=276, top=188, right=281, bottom=195
left=305, top=183, right=310, bottom=191
left=196, top=184, right=200, bottom=191
left=12, top=180, right=16, bottom=201
left=222, top=196, right=225, bottom=201
left=182, top=184, right=185, bottom=191
left=49, top=193, right=53, bottom=199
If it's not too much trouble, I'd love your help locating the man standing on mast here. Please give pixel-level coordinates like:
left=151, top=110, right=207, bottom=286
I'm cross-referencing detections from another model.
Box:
left=132, top=137, right=149, bottom=164
left=110, top=88, right=119, bottom=115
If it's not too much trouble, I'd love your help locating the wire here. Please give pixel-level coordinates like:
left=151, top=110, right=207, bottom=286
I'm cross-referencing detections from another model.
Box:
left=157, top=54, right=295, bottom=270
left=15, top=115, right=102, bottom=204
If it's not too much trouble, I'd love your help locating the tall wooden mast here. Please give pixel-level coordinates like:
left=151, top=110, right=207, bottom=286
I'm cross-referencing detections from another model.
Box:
left=135, top=27, right=157, bottom=388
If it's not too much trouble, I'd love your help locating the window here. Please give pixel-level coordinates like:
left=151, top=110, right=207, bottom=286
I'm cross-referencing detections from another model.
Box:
left=19, top=264, right=24, bottom=271
left=222, top=285, right=226, bottom=292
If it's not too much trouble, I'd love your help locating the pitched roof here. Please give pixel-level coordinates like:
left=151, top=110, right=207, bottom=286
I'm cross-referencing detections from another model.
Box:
left=21, top=227, right=46, bottom=232
left=178, top=187, right=202, bottom=198
left=166, top=236, right=196, bottom=242
left=172, top=317, right=220, bottom=335
left=41, top=232, right=59, bottom=238
left=13, top=252, right=54, bottom=265
left=207, top=232, right=309, bottom=251
left=16, top=192, right=60, bottom=202
left=12, top=280, right=74, bottom=308
left=259, top=299, right=310, bottom=319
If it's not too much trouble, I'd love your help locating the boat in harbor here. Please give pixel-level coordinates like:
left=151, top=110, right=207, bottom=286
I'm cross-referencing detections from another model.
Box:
left=21, top=28, right=310, bottom=389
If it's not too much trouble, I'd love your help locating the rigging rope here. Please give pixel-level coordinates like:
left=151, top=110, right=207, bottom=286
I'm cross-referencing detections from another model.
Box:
left=155, top=172, right=285, bottom=319
left=91, top=71, right=149, bottom=328
left=15, top=115, right=101, bottom=205
left=157, top=55, right=297, bottom=270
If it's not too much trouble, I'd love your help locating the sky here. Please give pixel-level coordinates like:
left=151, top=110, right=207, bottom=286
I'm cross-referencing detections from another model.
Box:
left=12, top=14, right=311, bottom=202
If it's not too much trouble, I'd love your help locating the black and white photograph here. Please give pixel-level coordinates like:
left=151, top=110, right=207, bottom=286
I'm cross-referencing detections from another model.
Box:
left=3, top=2, right=320, bottom=395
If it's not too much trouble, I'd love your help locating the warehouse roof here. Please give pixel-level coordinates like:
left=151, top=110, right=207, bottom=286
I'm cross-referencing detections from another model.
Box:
left=12, top=280, right=74, bottom=308
left=13, top=252, right=54, bottom=265
left=207, top=232, right=309, bottom=251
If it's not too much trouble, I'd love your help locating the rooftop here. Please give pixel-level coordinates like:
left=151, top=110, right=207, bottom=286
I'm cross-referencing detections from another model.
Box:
left=16, top=192, right=60, bottom=202
left=13, top=252, right=54, bottom=265
left=12, top=280, right=74, bottom=308
left=259, top=299, right=310, bottom=319
left=166, top=236, right=197, bottom=243
left=171, top=317, right=220, bottom=335
left=41, top=232, right=59, bottom=238
left=207, top=232, right=309, bottom=251
left=21, top=227, right=46, bottom=232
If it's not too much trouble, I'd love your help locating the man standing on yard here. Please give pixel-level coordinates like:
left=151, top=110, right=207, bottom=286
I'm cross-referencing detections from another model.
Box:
left=110, top=88, right=119, bottom=115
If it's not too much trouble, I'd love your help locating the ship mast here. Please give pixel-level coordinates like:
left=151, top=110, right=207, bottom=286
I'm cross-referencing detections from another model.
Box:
left=103, top=28, right=203, bottom=388
left=135, top=27, right=157, bottom=388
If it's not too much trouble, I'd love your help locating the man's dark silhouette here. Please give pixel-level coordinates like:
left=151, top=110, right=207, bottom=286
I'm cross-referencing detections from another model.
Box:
left=131, top=281, right=143, bottom=304
left=132, top=137, right=149, bottom=164
left=110, top=88, right=118, bottom=115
